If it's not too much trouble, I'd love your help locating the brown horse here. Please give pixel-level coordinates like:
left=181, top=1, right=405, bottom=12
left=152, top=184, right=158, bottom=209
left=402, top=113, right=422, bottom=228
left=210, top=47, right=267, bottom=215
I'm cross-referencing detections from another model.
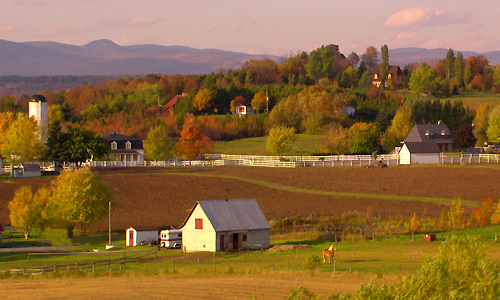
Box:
left=322, top=245, right=336, bottom=264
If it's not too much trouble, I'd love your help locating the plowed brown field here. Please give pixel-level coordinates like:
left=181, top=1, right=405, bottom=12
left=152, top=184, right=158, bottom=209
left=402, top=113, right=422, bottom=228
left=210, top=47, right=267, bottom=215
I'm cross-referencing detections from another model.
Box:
left=1, top=164, right=498, bottom=231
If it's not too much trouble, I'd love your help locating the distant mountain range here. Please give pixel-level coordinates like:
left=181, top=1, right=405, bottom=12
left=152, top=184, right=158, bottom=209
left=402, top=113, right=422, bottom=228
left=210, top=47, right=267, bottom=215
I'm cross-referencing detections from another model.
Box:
left=0, top=39, right=499, bottom=77
left=0, top=39, right=281, bottom=76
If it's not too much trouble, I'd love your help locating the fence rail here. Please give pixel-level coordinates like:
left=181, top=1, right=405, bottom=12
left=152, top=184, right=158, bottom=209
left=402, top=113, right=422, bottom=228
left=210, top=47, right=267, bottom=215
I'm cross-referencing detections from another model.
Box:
left=3, top=153, right=500, bottom=173
left=0, top=250, right=157, bottom=276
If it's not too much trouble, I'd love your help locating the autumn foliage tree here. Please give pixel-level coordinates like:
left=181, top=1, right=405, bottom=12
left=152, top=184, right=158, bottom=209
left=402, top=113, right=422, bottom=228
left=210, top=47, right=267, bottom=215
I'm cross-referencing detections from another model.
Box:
left=251, top=91, right=267, bottom=113
left=266, top=125, right=297, bottom=158
left=48, top=168, right=112, bottom=238
left=8, top=186, right=50, bottom=239
left=175, top=124, right=214, bottom=159
left=192, top=88, right=214, bottom=112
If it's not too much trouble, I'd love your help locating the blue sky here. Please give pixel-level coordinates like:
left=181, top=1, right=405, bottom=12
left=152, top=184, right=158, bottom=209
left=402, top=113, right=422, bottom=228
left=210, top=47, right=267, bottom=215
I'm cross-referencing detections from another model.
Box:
left=1, top=0, right=498, bottom=56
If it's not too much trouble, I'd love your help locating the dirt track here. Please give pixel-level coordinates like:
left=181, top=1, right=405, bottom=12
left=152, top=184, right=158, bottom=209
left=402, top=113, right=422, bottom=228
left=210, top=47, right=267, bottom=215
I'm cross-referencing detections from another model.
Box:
left=1, top=165, right=496, bottom=231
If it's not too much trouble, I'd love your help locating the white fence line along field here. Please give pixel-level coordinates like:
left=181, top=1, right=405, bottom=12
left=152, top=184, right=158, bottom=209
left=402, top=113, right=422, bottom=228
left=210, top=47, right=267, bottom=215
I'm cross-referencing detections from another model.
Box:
left=2, top=154, right=500, bottom=173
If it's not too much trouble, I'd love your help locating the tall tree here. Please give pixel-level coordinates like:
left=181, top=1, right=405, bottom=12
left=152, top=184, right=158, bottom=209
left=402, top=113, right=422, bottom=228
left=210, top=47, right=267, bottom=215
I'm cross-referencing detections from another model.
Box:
left=349, top=122, right=379, bottom=155
left=454, top=52, right=465, bottom=87
left=192, top=88, right=214, bottom=112
left=317, top=124, right=351, bottom=155
left=445, top=49, right=456, bottom=80
left=346, top=52, right=360, bottom=68
left=42, top=120, right=68, bottom=165
left=48, top=168, right=112, bottom=238
left=361, top=46, right=379, bottom=72
left=63, top=126, right=108, bottom=168
left=379, top=45, right=390, bottom=90
left=453, top=124, right=477, bottom=150
left=143, top=125, right=176, bottom=161
left=305, top=44, right=339, bottom=82
left=381, top=105, right=414, bottom=151
left=175, top=124, right=214, bottom=159
left=251, top=91, right=267, bottom=113
left=8, top=186, right=50, bottom=239
left=486, top=105, right=500, bottom=143
left=472, top=103, right=490, bottom=146
left=266, top=125, right=297, bottom=158
left=409, top=63, right=437, bottom=94
left=1, top=113, right=44, bottom=175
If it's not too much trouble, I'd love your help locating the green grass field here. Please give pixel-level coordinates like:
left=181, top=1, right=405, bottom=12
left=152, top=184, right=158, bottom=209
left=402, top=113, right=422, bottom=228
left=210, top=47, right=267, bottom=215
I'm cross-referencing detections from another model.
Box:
left=447, top=92, right=500, bottom=111
left=214, top=134, right=323, bottom=156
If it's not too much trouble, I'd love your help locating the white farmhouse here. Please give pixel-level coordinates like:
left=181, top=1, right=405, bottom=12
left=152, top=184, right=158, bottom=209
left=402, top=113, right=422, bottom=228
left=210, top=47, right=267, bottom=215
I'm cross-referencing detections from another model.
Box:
left=400, top=142, right=440, bottom=165
left=180, top=198, right=271, bottom=252
left=126, top=226, right=159, bottom=246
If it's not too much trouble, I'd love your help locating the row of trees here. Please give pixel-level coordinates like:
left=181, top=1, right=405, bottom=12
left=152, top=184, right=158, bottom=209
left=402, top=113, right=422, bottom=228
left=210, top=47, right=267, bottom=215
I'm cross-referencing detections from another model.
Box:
left=9, top=168, right=112, bottom=238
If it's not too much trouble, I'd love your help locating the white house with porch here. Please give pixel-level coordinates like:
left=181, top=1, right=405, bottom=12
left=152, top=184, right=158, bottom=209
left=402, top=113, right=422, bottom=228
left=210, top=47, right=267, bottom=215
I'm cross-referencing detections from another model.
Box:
left=179, top=198, right=271, bottom=252
left=103, top=132, right=144, bottom=163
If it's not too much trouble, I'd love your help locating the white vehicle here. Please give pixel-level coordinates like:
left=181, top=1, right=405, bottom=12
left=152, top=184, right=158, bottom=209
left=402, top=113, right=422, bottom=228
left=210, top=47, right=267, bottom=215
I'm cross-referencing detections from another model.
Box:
left=160, top=230, right=182, bottom=248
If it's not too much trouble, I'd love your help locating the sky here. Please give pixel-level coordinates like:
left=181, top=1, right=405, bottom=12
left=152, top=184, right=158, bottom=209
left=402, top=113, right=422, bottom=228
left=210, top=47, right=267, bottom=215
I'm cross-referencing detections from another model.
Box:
left=1, top=0, right=499, bottom=56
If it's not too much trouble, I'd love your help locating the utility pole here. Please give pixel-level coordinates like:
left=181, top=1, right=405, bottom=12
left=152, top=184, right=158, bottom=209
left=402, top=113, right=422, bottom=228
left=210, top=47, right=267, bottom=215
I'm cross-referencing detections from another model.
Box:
left=108, top=202, right=112, bottom=245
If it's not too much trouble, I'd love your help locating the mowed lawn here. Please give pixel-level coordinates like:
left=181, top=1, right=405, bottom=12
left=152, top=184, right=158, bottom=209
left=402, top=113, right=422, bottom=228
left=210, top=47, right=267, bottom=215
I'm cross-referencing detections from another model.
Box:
left=214, top=134, right=324, bottom=156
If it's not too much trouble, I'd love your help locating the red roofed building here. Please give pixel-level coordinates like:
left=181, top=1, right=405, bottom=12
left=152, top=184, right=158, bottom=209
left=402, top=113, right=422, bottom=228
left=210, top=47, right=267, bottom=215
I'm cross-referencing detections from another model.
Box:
left=161, top=93, right=187, bottom=115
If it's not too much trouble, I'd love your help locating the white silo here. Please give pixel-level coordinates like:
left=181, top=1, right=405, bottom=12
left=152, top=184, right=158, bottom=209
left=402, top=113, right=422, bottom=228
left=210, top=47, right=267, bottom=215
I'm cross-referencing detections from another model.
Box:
left=29, top=94, right=49, bottom=140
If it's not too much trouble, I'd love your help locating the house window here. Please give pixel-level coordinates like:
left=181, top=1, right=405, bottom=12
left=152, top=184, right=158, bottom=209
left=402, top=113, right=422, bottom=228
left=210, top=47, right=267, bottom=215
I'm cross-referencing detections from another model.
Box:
left=374, top=74, right=378, bottom=79
left=242, top=234, right=247, bottom=242
left=126, top=141, right=131, bottom=149
left=195, top=218, right=203, bottom=230
left=111, top=141, right=117, bottom=150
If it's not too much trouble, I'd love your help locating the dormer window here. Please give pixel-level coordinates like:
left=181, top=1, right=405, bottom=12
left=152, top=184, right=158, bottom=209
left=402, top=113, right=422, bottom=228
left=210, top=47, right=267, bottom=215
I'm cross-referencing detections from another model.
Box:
left=111, top=141, right=117, bottom=150
left=126, top=141, right=131, bottom=149
left=374, top=74, right=378, bottom=79
left=425, top=130, right=434, bottom=140
left=388, top=74, right=392, bottom=79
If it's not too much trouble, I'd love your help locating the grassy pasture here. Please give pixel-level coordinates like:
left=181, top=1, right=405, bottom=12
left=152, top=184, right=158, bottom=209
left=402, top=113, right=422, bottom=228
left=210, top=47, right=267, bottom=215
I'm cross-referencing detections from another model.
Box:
left=447, top=92, right=500, bottom=111
left=2, top=226, right=500, bottom=299
left=214, top=134, right=322, bottom=156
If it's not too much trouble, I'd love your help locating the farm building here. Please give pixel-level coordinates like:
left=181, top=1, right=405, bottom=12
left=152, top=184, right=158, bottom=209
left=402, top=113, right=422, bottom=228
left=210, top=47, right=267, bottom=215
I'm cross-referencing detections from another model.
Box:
left=180, top=198, right=271, bottom=253
left=400, top=142, right=440, bottom=165
left=234, top=103, right=255, bottom=116
left=103, top=132, right=144, bottom=163
left=13, top=164, right=42, bottom=178
left=404, top=122, right=455, bottom=152
left=125, top=226, right=159, bottom=246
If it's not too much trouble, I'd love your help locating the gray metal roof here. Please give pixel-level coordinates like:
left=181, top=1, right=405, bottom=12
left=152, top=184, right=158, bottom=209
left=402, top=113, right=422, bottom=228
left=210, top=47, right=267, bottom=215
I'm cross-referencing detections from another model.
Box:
left=403, top=142, right=440, bottom=153
left=197, top=199, right=271, bottom=231
left=404, top=123, right=453, bottom=144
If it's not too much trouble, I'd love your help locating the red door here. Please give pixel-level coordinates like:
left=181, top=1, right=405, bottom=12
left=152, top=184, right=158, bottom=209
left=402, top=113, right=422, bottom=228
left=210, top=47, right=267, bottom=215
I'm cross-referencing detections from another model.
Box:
left=129, top=230, right=134, bottom=246
left=220, top=235, right=225, bottom=251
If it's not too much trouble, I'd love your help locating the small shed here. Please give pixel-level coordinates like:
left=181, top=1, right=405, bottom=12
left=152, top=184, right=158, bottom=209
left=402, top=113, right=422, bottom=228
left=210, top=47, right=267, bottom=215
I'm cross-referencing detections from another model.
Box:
left=234, top=103, right=255, bottom=116
left=125, top=226, right=159, bottom=247
left=400, top=142, right=440, bottom=165
left=179, top=198, right=271, bottom=253
left=14, top=164, right=42, bottom=178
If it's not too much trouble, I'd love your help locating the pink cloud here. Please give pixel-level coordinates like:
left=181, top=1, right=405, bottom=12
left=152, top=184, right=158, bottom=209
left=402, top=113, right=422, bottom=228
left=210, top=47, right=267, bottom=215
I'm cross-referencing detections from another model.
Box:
left=0, top=26, right=14, bottom=33
left=385, top=7, right=467, bottom=27
left=131, top=16, right=163, bottom=26
left=37, top=25, right=66, bottom=37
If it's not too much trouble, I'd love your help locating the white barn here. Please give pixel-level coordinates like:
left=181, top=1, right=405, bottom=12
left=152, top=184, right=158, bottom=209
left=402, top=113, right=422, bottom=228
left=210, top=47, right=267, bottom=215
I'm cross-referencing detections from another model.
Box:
left=400, top=142, right=440, bottom=165
left=126, top=226, right=159, bottom=246
left=13, top=164, right=42, bottom=178
left=180, top=199, right=271, bottom=253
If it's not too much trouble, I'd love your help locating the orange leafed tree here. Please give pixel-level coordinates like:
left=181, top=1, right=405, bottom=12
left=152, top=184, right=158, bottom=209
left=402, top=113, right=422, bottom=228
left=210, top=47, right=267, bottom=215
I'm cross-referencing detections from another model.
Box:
left=470, top=196, right=495, bottom=227
left=175, top=124, right=214, bottom=159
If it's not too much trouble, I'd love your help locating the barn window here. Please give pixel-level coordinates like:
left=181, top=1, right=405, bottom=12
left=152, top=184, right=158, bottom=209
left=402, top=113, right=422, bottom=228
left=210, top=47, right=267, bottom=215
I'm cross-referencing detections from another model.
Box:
left=195, top=218, right=203, bottom=229
left=242, top=234, right=247, bottom=242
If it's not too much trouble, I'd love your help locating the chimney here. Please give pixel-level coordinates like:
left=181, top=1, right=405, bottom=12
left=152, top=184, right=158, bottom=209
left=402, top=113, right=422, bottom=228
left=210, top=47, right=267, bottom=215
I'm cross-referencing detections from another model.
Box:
left=438, top=120, right=443, bottom=125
